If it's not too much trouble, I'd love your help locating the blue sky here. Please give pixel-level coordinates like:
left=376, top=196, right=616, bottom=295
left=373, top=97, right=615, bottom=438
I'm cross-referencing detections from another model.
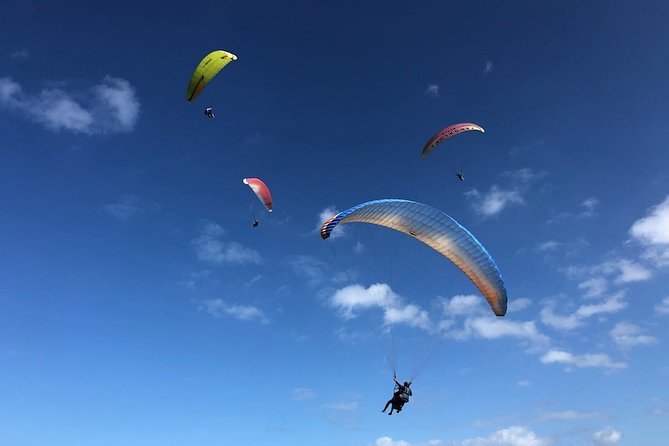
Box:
left=1, top=1, right=668, bottom=445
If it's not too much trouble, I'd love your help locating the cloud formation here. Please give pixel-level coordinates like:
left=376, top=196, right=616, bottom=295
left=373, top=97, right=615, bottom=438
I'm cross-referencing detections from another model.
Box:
left=540, top=292, right=626, bottom=330
left=484, top=60, right=494, bottom=74
left=593, top=426, right=622, bottom=444
left=104, top=194, right=147, bottom=221
left=465, top=168, right=544, bottom=217
left=540, top=349, right=626, bottom=371
left=192, top=222, right=262, bottom=265
left=629, top=195, right=669, bottom=267
left=199, top=298, right=268, bottom=323
left=0, top=76, right=140, bottom=134
left=424, top=84, right=440, bottom=98
left=329, top=283, right=430, bottom=330
left=610, top=322, right=657, bottom=349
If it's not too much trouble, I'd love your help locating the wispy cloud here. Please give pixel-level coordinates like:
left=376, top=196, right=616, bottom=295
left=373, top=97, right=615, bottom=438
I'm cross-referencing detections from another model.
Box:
left=286, top=255, right=329, bottom=285
left=538, top=410, right=601, bottom=421
left=292, top=387, right=315, bottom=400
left=484, top=60, right=494, bottom=74
left=655, top=296, right=669, bottom=315
left=103, top=194, right=146, bottom=221
left=535, top=240, right=560, bottom=252
left=593, top=426, right=623, bottom=444
left=465, top=168, right=544, bottom=217
left=424, top=84, right=440, bottom=98
left=578, top=277, right=607, bottom=298
left=548, top=196, right=601, bottom=224
left=564, top=259, right=652, bottom=285
left=610, top=322, right=657, bottom=349
left=540, top=292, right=627, bottom=330
left=192, top=222, right=262, bottom=265
left=0, top=76, right=139, bottom=135
left=10, top=49, right=30, bottom=60
left=199, top=298, right=268, bottom=323
left=322, top=401, right=358, bottom=411
left=540, top=349, right=626, bottom=372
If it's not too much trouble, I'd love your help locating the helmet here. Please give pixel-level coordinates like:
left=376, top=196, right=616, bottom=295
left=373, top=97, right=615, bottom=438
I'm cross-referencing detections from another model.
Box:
left=404, top=381, right=411, bottom=387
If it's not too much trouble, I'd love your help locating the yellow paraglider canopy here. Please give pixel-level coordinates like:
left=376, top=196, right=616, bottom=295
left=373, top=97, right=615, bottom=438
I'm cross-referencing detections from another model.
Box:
left=185, top=50, right=237, bottom=101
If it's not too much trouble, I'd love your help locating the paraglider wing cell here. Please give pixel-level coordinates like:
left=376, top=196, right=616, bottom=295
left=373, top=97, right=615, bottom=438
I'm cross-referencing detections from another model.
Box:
left=186, top=50, right=238, bottom=101
left=243, top=178, right=273, bottom=212
left=321, top=199, right=507, bottom=316
left=421, top=122, right=485, bottom=159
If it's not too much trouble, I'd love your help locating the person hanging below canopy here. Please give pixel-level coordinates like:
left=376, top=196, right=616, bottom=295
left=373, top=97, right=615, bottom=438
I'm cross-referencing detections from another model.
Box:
left=204, top=107, right=215, bottom=118
left=382, top=377, right=412, bottom=415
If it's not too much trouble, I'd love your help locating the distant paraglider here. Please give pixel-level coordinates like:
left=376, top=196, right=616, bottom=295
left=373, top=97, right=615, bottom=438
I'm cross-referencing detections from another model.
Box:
left=243, top=178, right=272, bottom=227
left=204, top=107, right=215, bottom=118
left=456, top=172, right=465, bottom=181
left=186, top=50, right=238, bottom=102
left=421, top=122, right=485, bottom=159
left=321, top=199, right=507, bottom=316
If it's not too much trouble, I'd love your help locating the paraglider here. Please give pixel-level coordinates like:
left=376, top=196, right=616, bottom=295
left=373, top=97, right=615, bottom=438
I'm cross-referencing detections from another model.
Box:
left=186, top=50, right=238, bottom=102
left=243, top=178, right=272, bottom=227
left=456, top=172, right=465, bottom=181
left=382, top=377, right=413, bottom=415
left=320, top=199, right=507, bottom=316
left=421, top=122, right=485, bottom=159
left=204, top=107, right=215, bottom=118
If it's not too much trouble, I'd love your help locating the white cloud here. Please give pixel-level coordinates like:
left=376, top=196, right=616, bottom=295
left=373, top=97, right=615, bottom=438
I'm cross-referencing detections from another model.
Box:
left=199, top=298, right=268, bottom=323
left=508, top=298, right=532, bottom=312
left=376, top=426, right=549, bottom=446
left=610, top=322, right=657, bottom=348
left=484, top=60, right=494, bottom=74
left=465, top=186, right=523, bottom=217
left=614, top=259, right=652, bottom=283
left=629, top=196, right=669, bottom=267
left=655, top=296, right=669, bottom=315
left=593, top=426, right=622, bottom=444
left=322, top=401, right=358, bottom=410
left=629, top=196, right=669, bottom=245
left=574, top=292, right=627, bottom=318
left=541, top=293, right=627, bottom=330
left=192, top=222, right=262, bottom=265
left=540, top=349, right=626, bottom=371
left=441, top=294, right=483, bottom=316
left=540, top=303, right=581, bottom=330
left=578, top=277, right=607, bottom=298
left=535, top=240, right=559, bottom=252
left=424, top=84, right=440, bottom=98
left=465, top=168, right=544, bottom=217
left=461, top=318, right=549, bottom=347
left=286, top=255, right=329, bottom=285
left=384, top=304, right=430, bottom=330
left=517, top=380, right=531, bottom=387
left=375, top=438, right=411, bottom=446
left=104, top=195, right=144, bottom=221
left=329, top=283, right=431, bottom=329
left=330, top=283, right=399, bottom=319
left=11, top=49, right=30, bottom=60
left=538, top=410, right=601, bottom=420
left=292, top=388, right=315, bottom=400
left=0, top=76, right=139, bottom=134
left=581, top=197, right=600, bottom=216
left=564, top=259, right=651, bottom=285
left=458, top=426, right=549, bottom=446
